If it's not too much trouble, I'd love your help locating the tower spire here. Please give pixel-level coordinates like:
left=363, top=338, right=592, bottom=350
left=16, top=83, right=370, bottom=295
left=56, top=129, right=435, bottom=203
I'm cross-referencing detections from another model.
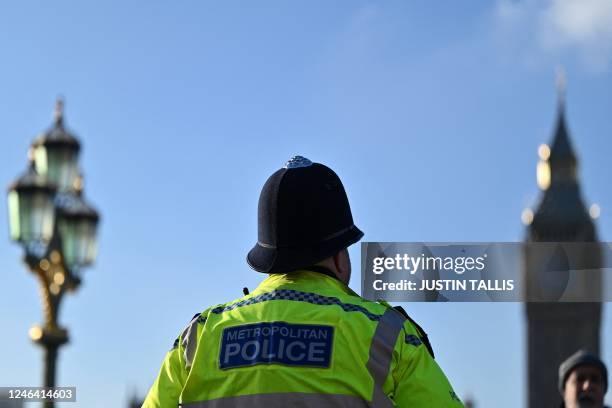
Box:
left=548, top=68, right=576, bottom=184
left=529, top=69, right=594, bottom=240
left=54, top=97, right=64, bottom=127
left=556, top=66, right=566, bottom=110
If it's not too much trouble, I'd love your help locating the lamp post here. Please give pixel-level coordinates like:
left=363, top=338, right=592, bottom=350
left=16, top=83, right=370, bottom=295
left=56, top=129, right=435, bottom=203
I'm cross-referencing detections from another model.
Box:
left=7, top=99, right=99, bottom=408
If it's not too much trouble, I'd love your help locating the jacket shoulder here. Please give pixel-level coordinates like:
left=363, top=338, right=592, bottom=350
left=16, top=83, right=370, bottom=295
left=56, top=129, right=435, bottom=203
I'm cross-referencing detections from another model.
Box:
left=390, top=305, right=435, bottom=359
left=170, top=310, right=209, bottom=351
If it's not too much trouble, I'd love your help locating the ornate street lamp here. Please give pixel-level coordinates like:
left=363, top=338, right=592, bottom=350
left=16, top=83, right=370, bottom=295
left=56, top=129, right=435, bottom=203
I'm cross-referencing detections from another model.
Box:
left=7, top=99, right=100, bottom=408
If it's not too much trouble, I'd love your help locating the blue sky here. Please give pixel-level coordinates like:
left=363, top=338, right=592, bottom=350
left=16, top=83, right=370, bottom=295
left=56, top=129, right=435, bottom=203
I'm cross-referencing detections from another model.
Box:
left=1, top=1, right=611, bottom=407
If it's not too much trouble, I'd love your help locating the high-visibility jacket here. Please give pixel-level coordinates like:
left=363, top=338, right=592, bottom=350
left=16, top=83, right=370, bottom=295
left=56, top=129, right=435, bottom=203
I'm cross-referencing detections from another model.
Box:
left=143, top=270, right=464, bottom=407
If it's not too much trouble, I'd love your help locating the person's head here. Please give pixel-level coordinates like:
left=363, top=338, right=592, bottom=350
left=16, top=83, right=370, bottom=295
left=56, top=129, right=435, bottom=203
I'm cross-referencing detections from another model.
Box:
left=559, top=350, right=608, bottom=408
left=247, top=156, right=362, bottom=281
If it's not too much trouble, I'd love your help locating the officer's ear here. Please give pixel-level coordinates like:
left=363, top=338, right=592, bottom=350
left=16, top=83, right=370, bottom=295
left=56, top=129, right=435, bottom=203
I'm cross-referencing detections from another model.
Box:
left=332, top=249, right=351, bottom=284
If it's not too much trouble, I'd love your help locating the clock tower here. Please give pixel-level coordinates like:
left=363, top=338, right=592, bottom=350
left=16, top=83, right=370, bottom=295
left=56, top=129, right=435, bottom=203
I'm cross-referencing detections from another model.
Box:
left=524, top=72, right=601, bottom=408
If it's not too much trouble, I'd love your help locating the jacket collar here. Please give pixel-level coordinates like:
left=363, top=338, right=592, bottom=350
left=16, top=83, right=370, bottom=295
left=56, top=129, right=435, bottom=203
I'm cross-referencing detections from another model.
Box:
left=252, top=269, right=358, bottom=297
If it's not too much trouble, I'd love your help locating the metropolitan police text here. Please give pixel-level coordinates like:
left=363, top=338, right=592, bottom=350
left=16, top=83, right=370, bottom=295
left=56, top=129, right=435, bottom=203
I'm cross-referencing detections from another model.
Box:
left=372, top=254, right=487, bottom=275
left=219, top=322, right=333, bottom=370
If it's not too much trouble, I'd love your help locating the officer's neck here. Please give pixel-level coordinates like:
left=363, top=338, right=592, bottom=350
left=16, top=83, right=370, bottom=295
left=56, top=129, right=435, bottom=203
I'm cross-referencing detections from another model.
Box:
left=305, top=265, right=344, bottom=283
left=309, top=257, right=350, bottom=285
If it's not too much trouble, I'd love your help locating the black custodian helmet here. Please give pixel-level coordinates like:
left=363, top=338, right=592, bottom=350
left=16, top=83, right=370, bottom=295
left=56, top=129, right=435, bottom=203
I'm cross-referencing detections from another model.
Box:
left=247, top=156, right=363, bottom=274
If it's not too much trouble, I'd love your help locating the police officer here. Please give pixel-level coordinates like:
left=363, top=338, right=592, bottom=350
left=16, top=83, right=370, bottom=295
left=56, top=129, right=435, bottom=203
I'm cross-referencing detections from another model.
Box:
left=559, top=350, right=609, bottom=408
left=143, top=156, right=464, bottom=407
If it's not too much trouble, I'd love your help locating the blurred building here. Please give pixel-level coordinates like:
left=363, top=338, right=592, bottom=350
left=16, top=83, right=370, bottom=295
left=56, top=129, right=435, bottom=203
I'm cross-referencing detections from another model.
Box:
left=524, top=83, right=601, bottom=407
left=127, top=394, right=143, bottom=408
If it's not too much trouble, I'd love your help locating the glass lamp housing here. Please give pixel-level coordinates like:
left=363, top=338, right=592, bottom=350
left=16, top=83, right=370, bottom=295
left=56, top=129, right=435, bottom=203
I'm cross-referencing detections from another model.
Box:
left=33, top=141, right=79, bottom=192
left=7, top=166, right=56, bottom=244
left=57, top=195, right=99, bottom=269
left=33, top=124, right=80, bottom=192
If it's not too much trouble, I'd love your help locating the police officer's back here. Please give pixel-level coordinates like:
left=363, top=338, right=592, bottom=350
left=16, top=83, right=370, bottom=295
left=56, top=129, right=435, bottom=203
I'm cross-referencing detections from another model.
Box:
left=143, top=157, right=463, bottom=407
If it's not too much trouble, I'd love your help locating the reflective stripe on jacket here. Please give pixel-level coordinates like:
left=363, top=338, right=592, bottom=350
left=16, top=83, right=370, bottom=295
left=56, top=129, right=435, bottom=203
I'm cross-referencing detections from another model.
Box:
left=143, top=270, right=464, bottom=407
